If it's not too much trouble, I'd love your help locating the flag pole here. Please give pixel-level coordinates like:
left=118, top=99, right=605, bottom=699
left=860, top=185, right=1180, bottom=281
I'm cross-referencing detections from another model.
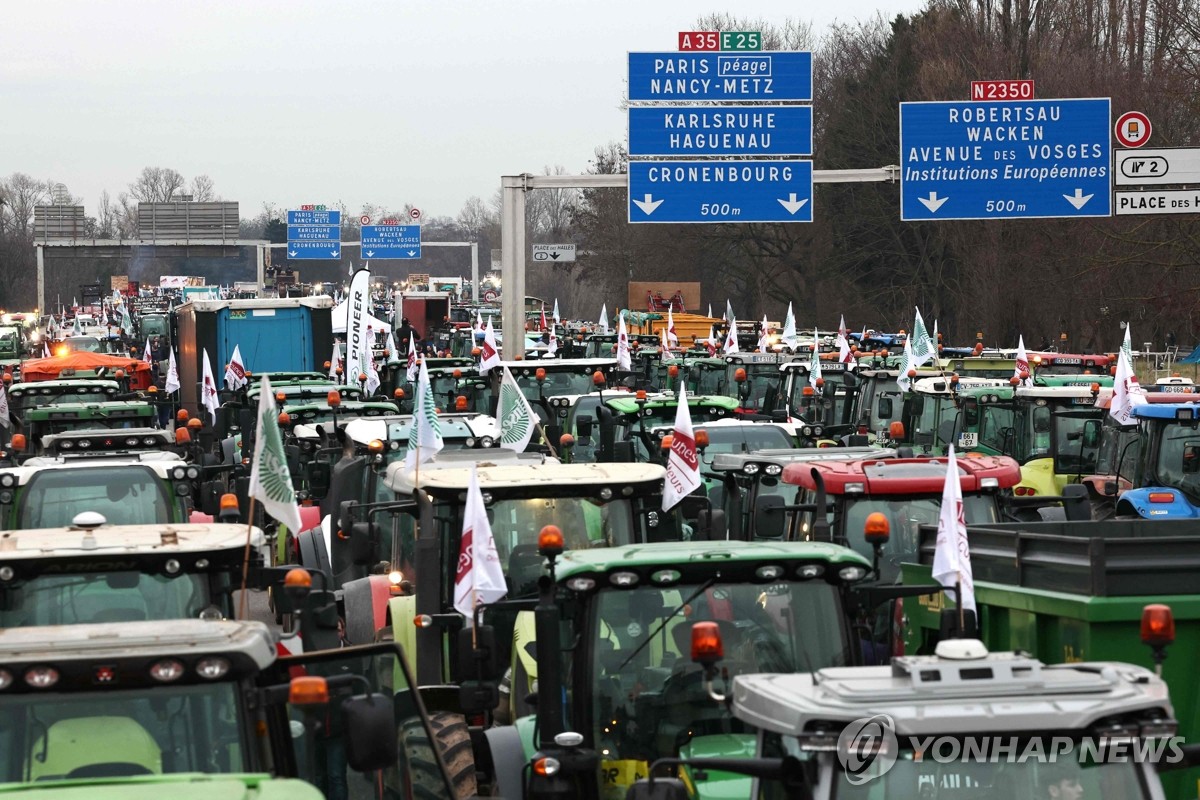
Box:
left=956, top=574, right=965, bottom=634
left=239, top=496, right=258, bottom=621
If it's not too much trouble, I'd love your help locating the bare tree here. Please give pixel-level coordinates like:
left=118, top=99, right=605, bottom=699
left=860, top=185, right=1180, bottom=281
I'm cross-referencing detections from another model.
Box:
left=0, top=173, right=52, bottom=237
left=95, top=190, right=119, bottom=239
left=190, top=174, right=217, bottom=202
left=128, top=167, right=186, bottom=203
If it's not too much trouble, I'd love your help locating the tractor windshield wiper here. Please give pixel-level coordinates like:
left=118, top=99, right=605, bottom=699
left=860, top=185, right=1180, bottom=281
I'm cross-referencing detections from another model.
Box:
left=617, top=576, right=718, bottom=672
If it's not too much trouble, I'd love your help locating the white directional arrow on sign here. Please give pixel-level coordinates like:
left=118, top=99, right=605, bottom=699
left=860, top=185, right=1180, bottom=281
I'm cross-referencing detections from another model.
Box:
left=632, top=194, right=664, bottom=215
left=1063, top=188, right=1094, bottom=209
left=366, top=250, right=374, bottom=257
left=777, top=193, right=809, bottom=215
left=331, top=249, right=340, bottom=258
left=918, top=192, right=948, bottom=213
left=407, top=250, right=417, bottom=257
left=288, top=250, right=297, bottom=257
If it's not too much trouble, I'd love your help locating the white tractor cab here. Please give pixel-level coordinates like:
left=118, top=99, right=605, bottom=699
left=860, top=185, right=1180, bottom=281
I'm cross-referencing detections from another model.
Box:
left=0, top=517, right=266, bottom=625
left=0, top=619, right=459, bottom=799
left=709, top=447, right=900, bottom=540
left=0, top=432, right=205, bottom=529
left=488, top=358, right=622, bottom=424
left=627, top=636, right=1185, bottom=800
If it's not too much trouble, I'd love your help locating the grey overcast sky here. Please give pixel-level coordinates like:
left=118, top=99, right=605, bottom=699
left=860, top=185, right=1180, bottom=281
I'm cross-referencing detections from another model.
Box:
left=2, top=0, right=924, bottom=222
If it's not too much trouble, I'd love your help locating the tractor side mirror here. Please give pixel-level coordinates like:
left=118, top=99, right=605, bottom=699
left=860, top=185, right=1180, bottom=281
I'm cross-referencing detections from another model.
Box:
left=576, top=414, right=595, bottom=439
left=753, top=494, right=786, bottom=540
left=349, top=522, right=378, bottom=566
left=341, top=694, right=399, bottom=772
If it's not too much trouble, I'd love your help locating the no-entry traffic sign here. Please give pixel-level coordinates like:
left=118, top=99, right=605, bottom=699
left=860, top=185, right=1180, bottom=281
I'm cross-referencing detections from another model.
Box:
left=1115, top=111, right=1151, bottom=148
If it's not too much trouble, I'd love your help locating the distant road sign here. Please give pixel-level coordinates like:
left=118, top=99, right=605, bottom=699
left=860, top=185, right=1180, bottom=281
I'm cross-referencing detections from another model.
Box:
left=628, top=105, right=812, bottom=157
left=287, top=207, right=341, bottom=259
left=1114, top=189, right=1200, bottom=215
left=628, top=160, right=813, bottom=224
left=1115, top=111, right=1151, bottom=148
left=409, top=208, right=421, bottom=220
left=360, top=214, right=371, bottom=225
left=899, top=98, right=1111, bottom=220
left=361, top=224, right=422, bottom=259
left=532, top=244, right=576, bottom=262
left=287, top=209, right=341, bottom=225
left=1115, top=148, right=1200, bottom=186
left=627, top=52, right=812, bottom=102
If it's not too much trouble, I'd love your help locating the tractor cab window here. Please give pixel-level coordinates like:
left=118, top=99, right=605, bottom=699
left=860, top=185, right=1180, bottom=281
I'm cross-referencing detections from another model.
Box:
left=0, top=682, right=245, bottom=781
left=590, top=578, right=849, bottom=795
left=16, top=466, right=173, bottom=529
left=0, top=571, right=213, bottom=627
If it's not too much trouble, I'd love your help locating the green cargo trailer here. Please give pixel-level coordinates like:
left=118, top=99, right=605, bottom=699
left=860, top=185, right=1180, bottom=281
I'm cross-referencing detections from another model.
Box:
left=902, top=518, right=1200, bottom=799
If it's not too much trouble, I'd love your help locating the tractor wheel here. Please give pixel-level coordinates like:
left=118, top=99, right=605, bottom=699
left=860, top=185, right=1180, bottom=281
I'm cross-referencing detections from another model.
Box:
left=399, top=716, right=454, bottom=800
left=428, top=711, right=478, bottom=799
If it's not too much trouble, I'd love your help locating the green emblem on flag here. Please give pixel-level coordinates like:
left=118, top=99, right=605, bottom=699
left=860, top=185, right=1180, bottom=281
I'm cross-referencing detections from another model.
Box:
left=500, top=380, right=530, bottom=445
left=258, top=401, right=294, bottom=503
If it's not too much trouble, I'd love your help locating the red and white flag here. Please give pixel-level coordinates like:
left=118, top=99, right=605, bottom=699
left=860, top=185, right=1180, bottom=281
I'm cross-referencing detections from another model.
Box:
left=540, top=304, right=548, bottom=332
left=1014, top=335, right=1030, bottom=386
left=165, top=348, right=181, bottom=394
left=479, top=316, right=501, bottom=375
left=616, top=312, right=632, bottom=370
left=931, top=446, right=975, bottom=612
left=837, top=315, right=854, bottom=364
left=1110, top=325, right=1146, bottom=425
left=666, top=307, right=679, bottom=346
left=201, top=349, right=220, bottom=423
left=406, top=333, right=418, bottom=382
left=723, top=316, right=739, bottom=354
left=453, top=466, right=508, bottom=627
left=663, top=384, right=701, bottom=511
left=142, top=336, right=154, bottom=367
left=224, top=344, right=248, bottom=390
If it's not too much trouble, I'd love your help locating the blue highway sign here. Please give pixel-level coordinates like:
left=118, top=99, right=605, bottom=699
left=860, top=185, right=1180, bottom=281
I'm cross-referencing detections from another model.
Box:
left=628, top=52, right=812, bottom=102
left=287, top=239, right=342, bottom=260
left=900, top=98, right=1111, bottom=220
left=629, top=105, right=812, bottom=157
left=628, top=160, right=813, bottom=224
left=361, top=225, right=422, bottom=259
left=287, top=209, right=341, bottom=225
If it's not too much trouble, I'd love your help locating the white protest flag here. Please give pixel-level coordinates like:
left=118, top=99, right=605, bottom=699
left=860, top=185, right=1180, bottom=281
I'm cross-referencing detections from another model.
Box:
left=552, top=298, right=561, bottom=325
left=249, top=376, right=303, bottom=535
left=808, top=330, right=824, bottom=391
left=328, top=342, right=343, bottom=380
left=707, top=303, right=713, bottom=319
left=725, top=299, right=734, bottom=322
left=406, top=334, right=419, bottom=382
left=723, top=316, right=739, bottom=354
left=497, top=367, right=537, bottom=452
left=757, top=315, right=770, bottom=353
left=666, top=307, right=679, bottom=345
left=453, top=466, right=508, bottom=626
left=474, top=309, right=484, bottom=335
left=781, top=303, right=798, bottom=350
left=663, top=384, right=702, bottom=511
left=1121, top=322, right=1135, bottom=364
left=547, top=325, right=558, bottom=357
left=365, top=348, right=381, bottom=396
left=142, top=336, right=154, bottom=367
left=1110, top=325, right=1147, bottom=425
left=896, top=338, right=916, bottom=393
left=598, top=304, right=610, bottom=335
left=201, top=349, right=220, bottom=423
left=404, top=358, right=444, bottom=473
left=931, top=446, right=975, bottom=613
left=910, top=307, right=936, bottom=368
left=165, top=348, right=181, bottom=394
left=660, top=327, right=669, bottom=353
left=615, top=312, right=632, bottom=371
left=0, top=384, right=10, bottom=429
left=385, top=331, right=402, bottom=367
left=479, top=317, right=501, bottom=375
left=1014, top=335, right=1031, bottom=386
left=837, top=314, right=854, bottom=364
left=72, top=315, right=82, bottom=336
left=224, top=344, right=248, bottom=390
